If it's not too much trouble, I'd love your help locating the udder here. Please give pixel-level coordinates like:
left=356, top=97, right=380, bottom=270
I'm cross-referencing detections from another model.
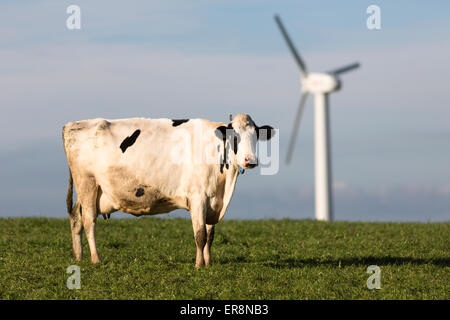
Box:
left=96, top=188, right=117, bottom=215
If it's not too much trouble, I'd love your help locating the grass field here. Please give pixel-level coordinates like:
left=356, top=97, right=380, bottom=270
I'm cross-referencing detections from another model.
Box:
left=0, top=217, right=448, bottom=299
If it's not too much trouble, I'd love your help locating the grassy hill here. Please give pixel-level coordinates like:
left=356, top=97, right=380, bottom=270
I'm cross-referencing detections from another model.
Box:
left=0, top=217, right=448, bottom=299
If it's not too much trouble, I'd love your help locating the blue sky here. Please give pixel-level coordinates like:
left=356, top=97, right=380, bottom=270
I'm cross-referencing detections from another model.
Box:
left=1, top=1, right=449, bottom=221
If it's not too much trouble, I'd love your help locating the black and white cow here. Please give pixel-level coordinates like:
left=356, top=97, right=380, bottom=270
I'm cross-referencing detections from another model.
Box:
left=62, top=114, right=274, bottom=267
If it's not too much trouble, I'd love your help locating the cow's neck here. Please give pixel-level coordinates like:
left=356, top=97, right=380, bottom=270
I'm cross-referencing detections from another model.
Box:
left=216, top=163, right=239, bottom=222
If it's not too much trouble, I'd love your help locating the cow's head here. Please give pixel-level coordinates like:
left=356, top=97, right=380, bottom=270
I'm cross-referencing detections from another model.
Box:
left=215, top=114, right=275, bottom=170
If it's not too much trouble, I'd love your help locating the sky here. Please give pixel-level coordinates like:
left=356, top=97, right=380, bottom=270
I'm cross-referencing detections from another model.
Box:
left=0, top=0, right=449, bottom=221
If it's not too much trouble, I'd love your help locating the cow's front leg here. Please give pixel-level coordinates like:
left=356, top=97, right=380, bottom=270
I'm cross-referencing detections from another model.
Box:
left=191, top=199, right=207, bottom=268
left=203, top=224, right=215, bottom=267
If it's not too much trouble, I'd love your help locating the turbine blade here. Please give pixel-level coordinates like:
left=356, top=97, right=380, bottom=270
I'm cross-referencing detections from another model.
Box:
left=286, top=92, right=309, bottom=165
left=328, top=62, right=360, bottom=75
left=274, top=14, right=308, bottom=78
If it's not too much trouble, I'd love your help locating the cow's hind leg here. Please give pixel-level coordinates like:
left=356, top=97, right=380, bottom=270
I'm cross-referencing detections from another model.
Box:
left=67, top=169, right=83, bottom=260
left=203, top=224, right=215, bottom=267
left=78, top=177, right=101, bottom=264
left=191, top=198, right=207, bottom=268
left=69, top=200, right=83, bottom=261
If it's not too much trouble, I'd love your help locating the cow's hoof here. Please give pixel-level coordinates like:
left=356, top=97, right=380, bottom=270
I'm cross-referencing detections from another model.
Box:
left=73, top=254, right=82, bottom=261
left=91, top=257, right=102, bottom=264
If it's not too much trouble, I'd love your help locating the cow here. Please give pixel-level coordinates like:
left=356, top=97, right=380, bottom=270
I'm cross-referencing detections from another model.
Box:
left=62, top=114, right=274, bottom=268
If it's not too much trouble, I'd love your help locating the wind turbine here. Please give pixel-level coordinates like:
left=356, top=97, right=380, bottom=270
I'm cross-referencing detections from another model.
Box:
left=274, top=14, right=360, bottom=222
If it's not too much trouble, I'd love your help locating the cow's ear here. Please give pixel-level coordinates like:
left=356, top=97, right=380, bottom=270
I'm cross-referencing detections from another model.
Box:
left=215, top=125, right=227, bottom=140
left=257, top=125, right=275, bottom=141
left=215, top=123, right=234, bottom=140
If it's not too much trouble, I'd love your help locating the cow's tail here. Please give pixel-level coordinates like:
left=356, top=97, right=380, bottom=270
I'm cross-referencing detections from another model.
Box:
left=66, top=169, right=74, bottom=215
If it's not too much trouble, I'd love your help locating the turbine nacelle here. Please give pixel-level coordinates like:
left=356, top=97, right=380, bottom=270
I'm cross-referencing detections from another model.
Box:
left=302, top=73, right=340, bottom=94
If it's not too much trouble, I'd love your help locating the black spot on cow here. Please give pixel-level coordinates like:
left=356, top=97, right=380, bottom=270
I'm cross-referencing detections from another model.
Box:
left=215, top=125, right=227, bottom=140
left=219, top=154, right=225, bottom=174
left=135, top=188, right=145, bottom=197
left=120, top=129, right=141, bottom=153
left=172, top=119, right=189, bottom=127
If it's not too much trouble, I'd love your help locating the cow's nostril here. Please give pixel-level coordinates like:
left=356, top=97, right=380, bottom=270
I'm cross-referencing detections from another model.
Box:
left=244, top=155, right=257, bottom=166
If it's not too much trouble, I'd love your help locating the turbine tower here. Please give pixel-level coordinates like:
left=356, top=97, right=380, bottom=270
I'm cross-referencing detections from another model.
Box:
left=274, top=14, right=360, bottom=221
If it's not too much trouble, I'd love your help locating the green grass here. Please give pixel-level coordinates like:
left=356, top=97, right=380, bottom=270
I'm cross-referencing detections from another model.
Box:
left=0, top=217, right=448, bottom=299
